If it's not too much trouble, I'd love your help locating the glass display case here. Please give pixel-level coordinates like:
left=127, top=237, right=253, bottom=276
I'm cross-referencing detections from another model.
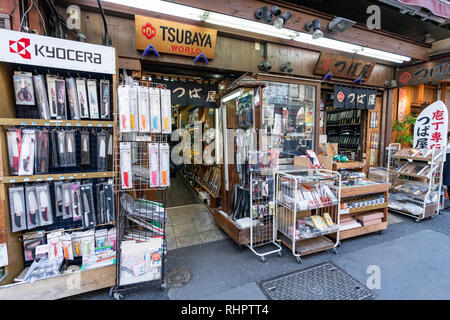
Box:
left=262, top=80, right=317, bottom=159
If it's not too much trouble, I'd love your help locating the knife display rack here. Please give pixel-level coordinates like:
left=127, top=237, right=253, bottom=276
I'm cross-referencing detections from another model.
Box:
left=110, top=79, right=169, bottom=299
left=0, top=60, right=119, bottom=299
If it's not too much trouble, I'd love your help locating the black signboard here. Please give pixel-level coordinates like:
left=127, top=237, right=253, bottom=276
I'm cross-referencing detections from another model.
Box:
left=156, top=78, right=219, bottom=108
left=333, top=84, right=376, bottom=110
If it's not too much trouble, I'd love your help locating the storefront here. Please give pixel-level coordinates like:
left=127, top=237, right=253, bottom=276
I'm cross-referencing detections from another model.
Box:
left=0, top=0, right=445, bottom=300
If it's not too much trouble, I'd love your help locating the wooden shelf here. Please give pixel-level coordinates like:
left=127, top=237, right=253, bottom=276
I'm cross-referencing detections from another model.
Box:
left=340, top=202, right=388, bottom=214
left=280, top=235, right=334, bottom=256
left=333, top=161, right=365, bottom=170
left=0, top=118, right=115, bottom=128
left=387, top=169, right=429, bottom=180
left=335, top=182, right=390, bottom=198
left=0, top=171, right=114, bottom=183
left=392, top=155, right=432, bottom=162
left=331, top=221, right=388, bottom=240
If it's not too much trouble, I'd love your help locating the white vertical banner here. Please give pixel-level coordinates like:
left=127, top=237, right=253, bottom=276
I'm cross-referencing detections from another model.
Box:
left=413, top=100, right=448, bottom=150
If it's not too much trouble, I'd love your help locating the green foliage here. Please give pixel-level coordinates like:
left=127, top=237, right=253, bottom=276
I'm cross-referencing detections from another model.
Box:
left=392, top=113, right=417, bottom=146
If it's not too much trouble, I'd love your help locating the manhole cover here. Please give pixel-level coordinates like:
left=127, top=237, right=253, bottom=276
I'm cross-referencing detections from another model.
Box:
left=258, top=262, right=375, bottom=300
left=165, top=267, right=193, bottom=288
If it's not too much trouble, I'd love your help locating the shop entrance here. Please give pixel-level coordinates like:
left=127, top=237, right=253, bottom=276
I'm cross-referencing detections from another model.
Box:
left=140, top=64, right=239, bottom=250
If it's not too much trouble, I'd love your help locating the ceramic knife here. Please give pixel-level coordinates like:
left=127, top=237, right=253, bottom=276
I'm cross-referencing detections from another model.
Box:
left=82, top=192, right=91, bottom=227
left=63, top=189, right=71, bottom=218
left=67, top=134, right=74, bottom=165
left=72, top=189, right=80, bottom=220
left=99, top=138, right=106, bottom=170
left=28, top=191, right=38, bottom=226
left=10, top=130, right=20, bottom=172
left=58, top=131, right=66, bottom=165
left=81, top=134, right=89, bottom=165
left=56, top=185, right=63, bottom=216
left=13, top=191, right=24, bottom=229
left=21, top=135, right=31, bottom=173
left=39, top=190, right=49, bottom=222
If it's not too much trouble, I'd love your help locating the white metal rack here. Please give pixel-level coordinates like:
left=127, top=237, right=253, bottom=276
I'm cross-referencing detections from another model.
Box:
left=386, top=143, right=445, bottom=222
left=275, top=168, right=341, bottom=263
left=247, top=169, right=282, bottom=262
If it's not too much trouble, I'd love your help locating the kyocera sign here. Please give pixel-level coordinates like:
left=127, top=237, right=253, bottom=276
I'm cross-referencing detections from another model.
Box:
left=0, top=29, right=116, bottom=74
left=135, top=15, right=217, bottom=59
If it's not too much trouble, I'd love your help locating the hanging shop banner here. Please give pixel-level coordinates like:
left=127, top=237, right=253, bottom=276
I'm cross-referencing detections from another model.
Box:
left=397, top=56, right=450, bottom=87
left=159, top=79, right=218, bottom=108
left=333, top=85, right=377, bottom=109
left=135, top=15, right=217, bottom=59
left=0, top=29, right=116, bottom=74
left=413, top=100, right=448, bottom=150
left=315, top=53, right=375, bottom=80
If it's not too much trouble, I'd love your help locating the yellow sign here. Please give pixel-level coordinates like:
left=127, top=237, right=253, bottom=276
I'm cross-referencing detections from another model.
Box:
left=135, top=15, right=217, bottom=59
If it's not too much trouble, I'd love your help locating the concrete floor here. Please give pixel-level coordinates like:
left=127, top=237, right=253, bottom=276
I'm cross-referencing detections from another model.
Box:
left=70, top=210, right=450, bottom=300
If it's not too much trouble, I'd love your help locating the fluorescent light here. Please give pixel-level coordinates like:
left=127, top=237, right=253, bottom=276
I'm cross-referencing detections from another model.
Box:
left=102, top=0, right=411, bottom=63
left=222, top=89, right=242, bottom=103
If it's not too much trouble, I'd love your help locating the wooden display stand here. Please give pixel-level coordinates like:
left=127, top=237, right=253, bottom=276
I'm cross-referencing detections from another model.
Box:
left=331, top=181, right=390, bottom=240
left=0, top=50, right=118, bottom=299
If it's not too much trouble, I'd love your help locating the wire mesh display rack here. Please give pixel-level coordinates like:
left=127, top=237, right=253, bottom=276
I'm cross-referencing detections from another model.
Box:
left=109, top=80, right=169, bottom=300
left=275, top=168, right=341, bottom=264
left=247, top=151, right=282, bottom=262
left=386, top=143, right=445, bottom=222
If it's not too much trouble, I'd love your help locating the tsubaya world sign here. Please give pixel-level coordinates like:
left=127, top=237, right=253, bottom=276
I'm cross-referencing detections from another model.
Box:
left=135, top=15, right=217, bottom=59
left=413, top=100, right=448, bottom=150
left=0, top=29, right=116, bottom=74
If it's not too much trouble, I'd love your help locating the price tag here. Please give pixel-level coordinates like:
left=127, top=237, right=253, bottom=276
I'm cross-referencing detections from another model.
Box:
left=66, top=123, right=72, bottom=127
left=23, top=178, right=30, bottom=182
left=97, top=123, right=103, bottom=127
left=107, top=123, right=112, bottom=127
left=20, top=121, right=27, bottom=125
left=88, top=123, right=93, bottom=127
left=59, top=176, right=65, bottom=180
left=44, top=122, right=50, bottom=126
left=9, top=179, right=15, bottom=183
left=47, top=177, right=54, bottom=181
left=68, top=176, right=74, bottom=179
left=31, top=122, right=38, bottom=126
left=55, top=122, right=61, bottom=126
left=76, top=123, right=81, bottom=126
left=36, top=178, right=43, bottom=181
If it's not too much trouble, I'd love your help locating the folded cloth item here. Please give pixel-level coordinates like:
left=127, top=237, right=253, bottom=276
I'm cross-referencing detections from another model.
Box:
left=120, top=193, right=166, bottom=222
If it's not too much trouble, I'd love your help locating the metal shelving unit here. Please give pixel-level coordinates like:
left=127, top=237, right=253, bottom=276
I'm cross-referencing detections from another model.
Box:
left=275, top=168, right=341, bottom=263
left=387, top=143, right=445, bottom=222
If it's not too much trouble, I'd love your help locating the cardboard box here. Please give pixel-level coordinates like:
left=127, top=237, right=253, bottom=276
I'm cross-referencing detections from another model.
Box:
left=357, top=212, right=384, bottom=223
left=294, top=155, right=332, bottom=170
left=362, top=218, right=383, bottom=226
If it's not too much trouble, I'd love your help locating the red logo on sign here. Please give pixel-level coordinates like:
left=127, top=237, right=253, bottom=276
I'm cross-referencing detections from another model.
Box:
left=322, top=57, right=332, bottom=71
left=337, top=91, right=345, bottom=102
left=142, top=22, right=156, bottom=40
left=9, top=38, right=31, bottom=59
left=152, top=252, right=160, bottom=261
left=399, top=71, right=412, bottom=84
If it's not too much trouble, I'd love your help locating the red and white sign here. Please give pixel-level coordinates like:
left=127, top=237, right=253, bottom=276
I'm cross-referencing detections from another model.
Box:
left=413, top=100, right=448, bottom=150
left=337, top=91, right=345, bottom=102
left=0, top=29, right=116, bottom=74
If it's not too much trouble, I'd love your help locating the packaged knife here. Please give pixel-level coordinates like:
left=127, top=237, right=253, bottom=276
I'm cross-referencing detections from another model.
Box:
left=23, top=231, right=46, bottom=262
left=55, top=78, right=67, bottom=119
left=72, top=231, right=83, bottom=257
left=13, top=71, right=35, bottom=105
left=36, top=184, right=53, bottom=226
left=35, top=130, right=49, bottom=174
left=50, top=130, right=59, bottom=168
left=33, top=75, right=50, bottom=119
left=104, top=182, right=115, bottom=223
left=47, top=231, right=63, bottom=260
left=118, top=85, right=131, bottom=132
left=87, top=79, right=99, bottom=119
left=80, top=183, right=96, bottom=228
left=66, top=77, right=80, bottom=120
left=65, top=130, right=77, bottom=167
left=6, top=128, right=21, bottom=175
left=9, top=186, right=27, bottom=232
left=25, top=185, right=41, bottom=229
left=57, top=130, right=67, bottom=167
left=71, top=183, right=82, bottom=222
left=81, top=229, right=95, bottom=257
left=96, top=183, right=106, bottom=224
left=138, top=86, right=150, bottom=132
left=129, top=86, right=138, bottom=132
left=160, top=88, right=172, bottom=134
left=19, top=129, right=36, bottom=176
left=97, top=131, right=107, bottom=171
left=62, top=182, right=73, bottom=220
left=46, top=75, right=58, bottom=118
left=159, top=143, right=170, bottom=187
left=107, top=131, right=113, bottom=171
left=149, top=87, right=161, bottom=133
left=100, top=79, right=110, bottom=119
left=54, top=182, right=64, bottom=217
left=120, top=142, right=132, bottom=189
left=80, top=131, right=90, bottom=166
left=148, top=143, right=160, bottom=187
left=76, top=78, right=90, bottom=119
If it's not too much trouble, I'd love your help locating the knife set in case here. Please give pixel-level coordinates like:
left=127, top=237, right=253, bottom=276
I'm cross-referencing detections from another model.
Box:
left=96, top=181, right=115, bottom=224
left=55, top=129, right=77, bottom=167
left=16, top=184, right=53, bottom=230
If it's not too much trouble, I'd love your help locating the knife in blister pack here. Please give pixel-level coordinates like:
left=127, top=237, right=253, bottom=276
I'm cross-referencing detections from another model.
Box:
left=63, top=188, right=71, bottom=219
left=82, top=192, right=91, bottom=227
left=28, top=190, right=38, bottom=226
left=39, top=189, right=50, bottom=223
left=57, top=131, right=66, bottom=166
left=55, top=184, right=63, bottom=217
left=13, top=191, right=24, bottom=229
left=72, top=187, right=82, bottom=221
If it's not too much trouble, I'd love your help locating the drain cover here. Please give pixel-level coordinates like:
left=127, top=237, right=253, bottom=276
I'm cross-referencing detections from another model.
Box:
left=258, top=262, right=375, bottom=300
left=165, top=267, right=193, bottom=289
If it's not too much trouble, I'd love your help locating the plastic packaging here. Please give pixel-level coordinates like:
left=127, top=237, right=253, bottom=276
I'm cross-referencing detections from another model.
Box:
left=25, top=185, right=41, bottom=229
left=87, top=79, right=99, bottom=119
left=36, top=184, right=53, bottom=226
left=33, top=75, right=50, bottom=119
left=76, top=78, right=90, bottom=119
left=19, top=129, right=36, bottom=176
left=66, top=77, right=80, bottom=120
left=99, top=79, right=110, bottom=119
left=13, top=71, right=35, bottom=105
left=9, top=186, right=27, bottom=232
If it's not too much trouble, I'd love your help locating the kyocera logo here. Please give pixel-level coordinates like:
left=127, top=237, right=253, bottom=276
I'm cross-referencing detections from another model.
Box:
left=9, top=38, right=31, bottom=59
left=9, top=37, right=102, bottom=64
